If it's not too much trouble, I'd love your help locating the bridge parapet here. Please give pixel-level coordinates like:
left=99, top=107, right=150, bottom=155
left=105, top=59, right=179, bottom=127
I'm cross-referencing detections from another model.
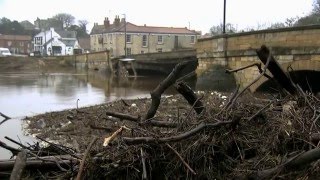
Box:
left=196, top=25, right=320, bottom=92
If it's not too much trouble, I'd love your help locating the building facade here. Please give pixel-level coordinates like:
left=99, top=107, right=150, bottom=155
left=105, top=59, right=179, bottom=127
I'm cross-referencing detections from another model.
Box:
left=33, top=28, right=81, bottom=56
left=90, top=16, right=201, bottom=57
left=0, top=34, right=32, bottom=54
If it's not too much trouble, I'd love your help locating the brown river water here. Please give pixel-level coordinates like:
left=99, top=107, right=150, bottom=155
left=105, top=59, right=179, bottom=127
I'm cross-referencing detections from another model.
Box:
left=0, top=69, right=235, bottom=159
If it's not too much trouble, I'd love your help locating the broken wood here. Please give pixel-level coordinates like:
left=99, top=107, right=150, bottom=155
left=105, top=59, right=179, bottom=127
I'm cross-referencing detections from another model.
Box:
left=76, top=137, right=98, bottom=180
left=123, top=120, right=232, bottom=144
left=256, top=45, right=297, bottom=94
left=143, top=61, right=189, bottom=120
left=175, top=81, right=205, bottom=115
left=9, top=149, right=27, bottom=180
left=252, top=148, right=320, bottom=179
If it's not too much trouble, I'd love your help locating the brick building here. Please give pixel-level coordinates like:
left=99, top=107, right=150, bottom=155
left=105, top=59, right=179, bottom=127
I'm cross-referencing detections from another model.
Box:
left=0, top=34, right=32, bottom=54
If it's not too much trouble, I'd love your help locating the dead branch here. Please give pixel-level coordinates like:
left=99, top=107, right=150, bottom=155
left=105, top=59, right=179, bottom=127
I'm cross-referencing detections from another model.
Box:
left=0, top=112, right=11, bottom=120
left=225, top=63, right=261, bottom=74
left=256, top=45, right=297, bottom=94
left=10, top=149, right=27, bottom=180
left=175, top=81, right=205, bottom=114
left=252, top=148, right=320, bottom=179
left=140, top=148, right=148, bottom=180
left=76, top=137, right=98, bottom=180
left=106, top=111, right=139, bottom=122
left=0, top=140, right=20, bottom=156
left=123, top=120, right=232, bottom=144
left=143, top=61, right=190, bottom=120
left=106, top=111, right=178, bottom=128
left=166, top=143, right=197, bottom=175
left=5, top=136, right=33, bottom=151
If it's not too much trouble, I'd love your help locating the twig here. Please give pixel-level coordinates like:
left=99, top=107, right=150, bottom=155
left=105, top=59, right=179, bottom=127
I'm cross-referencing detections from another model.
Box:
left=76, top=137, right=98, bottom=180
left=247, top=101, right=274, bottom=121
left=123, top=120, right=232, bottom=144
left=140, top=148, right=148, bottom=180
left=166, top=143, right=197, bottom=175
left=5, top=136, right=33, bottom=151
left=225, top=63, right=261, bottom=74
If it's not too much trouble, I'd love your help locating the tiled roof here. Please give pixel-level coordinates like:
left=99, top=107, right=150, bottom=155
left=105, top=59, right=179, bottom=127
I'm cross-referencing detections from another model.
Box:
left=56, top=30, right=77, bottom=38
left=0, top=34, right=32, bottom=41
left=91, top=22, right=200, bottom=35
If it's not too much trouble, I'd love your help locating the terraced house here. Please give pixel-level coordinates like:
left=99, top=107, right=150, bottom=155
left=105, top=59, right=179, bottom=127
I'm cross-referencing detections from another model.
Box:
left=90, top=16, right=201, bottom=57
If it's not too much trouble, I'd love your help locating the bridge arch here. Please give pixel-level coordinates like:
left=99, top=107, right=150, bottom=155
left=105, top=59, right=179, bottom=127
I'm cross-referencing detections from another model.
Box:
left=253, top=60, right=320, bottom=93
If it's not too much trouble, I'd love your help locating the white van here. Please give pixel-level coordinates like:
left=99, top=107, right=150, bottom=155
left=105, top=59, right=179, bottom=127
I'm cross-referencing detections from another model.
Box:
left=0, top=48, right=12, bottom=57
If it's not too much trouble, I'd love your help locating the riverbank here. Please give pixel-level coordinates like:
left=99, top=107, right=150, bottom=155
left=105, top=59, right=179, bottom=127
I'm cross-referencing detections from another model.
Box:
left=7, top=89, right=319, bottom=179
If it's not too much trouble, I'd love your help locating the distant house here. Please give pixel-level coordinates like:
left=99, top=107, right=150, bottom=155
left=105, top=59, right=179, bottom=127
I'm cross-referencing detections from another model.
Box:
left=0, top=34, right=32, bottom=54
left=90, top=16, right=201, bottom=57
left=33, top=28, right=81, bottom=56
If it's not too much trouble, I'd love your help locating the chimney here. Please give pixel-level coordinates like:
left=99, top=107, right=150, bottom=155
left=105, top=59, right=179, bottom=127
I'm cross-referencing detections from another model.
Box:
left=121, top=18, right=125, bottom=23
left=104, top=17, right=110, bottom=29
left=113, top=15, right=120, bottom=26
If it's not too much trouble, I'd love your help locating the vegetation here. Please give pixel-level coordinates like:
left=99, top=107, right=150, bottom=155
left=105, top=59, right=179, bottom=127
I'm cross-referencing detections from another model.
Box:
left=0, top=13, right=89, bottom=38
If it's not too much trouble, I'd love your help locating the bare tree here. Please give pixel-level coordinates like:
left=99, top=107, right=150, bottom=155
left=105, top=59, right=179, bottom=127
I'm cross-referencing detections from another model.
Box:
left=52, top=13, right=75, bottom=28
left=78, top=20, right=88, bottom=32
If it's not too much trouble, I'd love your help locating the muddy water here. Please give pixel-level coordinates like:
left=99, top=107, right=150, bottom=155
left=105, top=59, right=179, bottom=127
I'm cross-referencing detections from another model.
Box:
left=0, top=70, right=188, bottom=159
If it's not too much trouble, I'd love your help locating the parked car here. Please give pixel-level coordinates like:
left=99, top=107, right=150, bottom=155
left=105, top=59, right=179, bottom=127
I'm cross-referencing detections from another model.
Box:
left=0, top=48, right=12, bottom=57
left=29, top=51, right=41, bottom=57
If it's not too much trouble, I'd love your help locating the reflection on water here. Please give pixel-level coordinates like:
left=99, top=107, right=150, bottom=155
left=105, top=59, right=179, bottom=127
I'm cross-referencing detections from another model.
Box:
left=0, top=70, right=195, bottom=159
left=0, top=68, right=234, bottom=159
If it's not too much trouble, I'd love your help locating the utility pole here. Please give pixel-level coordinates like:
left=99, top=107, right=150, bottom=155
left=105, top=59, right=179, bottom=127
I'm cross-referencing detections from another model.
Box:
left=223, top=0, right=226, bottom=34
left=122, top=14, right=127, bottom=57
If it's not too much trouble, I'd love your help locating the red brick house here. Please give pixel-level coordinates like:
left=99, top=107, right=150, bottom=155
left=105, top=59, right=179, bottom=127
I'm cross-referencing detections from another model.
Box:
left=0, top=34, right=32, bottom=55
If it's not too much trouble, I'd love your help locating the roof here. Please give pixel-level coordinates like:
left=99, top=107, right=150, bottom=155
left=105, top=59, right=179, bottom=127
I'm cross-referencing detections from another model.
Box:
left=61, top=39, right=77, bottom=46
left=91, top=21, right=200, bottom=35
left=56, top=30, right=77, bottom=38
left=0, top=34, right=32, bottom=41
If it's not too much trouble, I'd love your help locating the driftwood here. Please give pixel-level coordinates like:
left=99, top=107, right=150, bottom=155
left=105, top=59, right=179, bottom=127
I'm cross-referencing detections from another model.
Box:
left=76, top=137, right=98, bottom=180
left=0, top=155, right=78, bottom=171
left=256, top=45, right=297, bottom=94
left=9, top=149, right=27, bottom=180
left=175, top=81, right=205, bottom=115
left=0, top=112, right=11, bottom=120
left=123, top=120, right=232, bottom=144
left=106, top=111, right=178, bottom=128
left=0, top=141, right=20, bottom=156
left=251, top=148, right=320, bottom=179
left=143, top=61, right=189, bottom=120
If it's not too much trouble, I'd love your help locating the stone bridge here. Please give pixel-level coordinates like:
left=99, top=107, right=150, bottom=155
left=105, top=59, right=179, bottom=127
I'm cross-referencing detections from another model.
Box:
left=196, top=25, right=320, bottom=92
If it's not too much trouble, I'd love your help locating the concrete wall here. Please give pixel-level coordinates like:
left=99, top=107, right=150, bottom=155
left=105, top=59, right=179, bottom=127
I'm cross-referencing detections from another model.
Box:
left=196, top=25, right=320, bottom=92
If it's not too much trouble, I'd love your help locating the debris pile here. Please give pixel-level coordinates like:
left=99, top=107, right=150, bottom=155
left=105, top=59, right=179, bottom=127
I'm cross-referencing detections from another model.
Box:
left=1, top=45, right=320, bottom=179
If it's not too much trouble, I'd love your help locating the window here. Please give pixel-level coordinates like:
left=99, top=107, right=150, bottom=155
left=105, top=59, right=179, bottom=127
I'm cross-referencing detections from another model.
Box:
left=157, top=35, right=163, bottom=44
left=126, top=34, right=131, bottom=43
left=190, top=36, right=195, bottom=44
left=142, top=35, right=147, bottom=47
left=34, top=37, right=42, bottom=45
left=141, top=50, right=144, bottom=54
left=20, top=42, right=24, bottom=46
left=157, top=48, right=162, bottom=52
left=126, top=48, right=132, bottom=56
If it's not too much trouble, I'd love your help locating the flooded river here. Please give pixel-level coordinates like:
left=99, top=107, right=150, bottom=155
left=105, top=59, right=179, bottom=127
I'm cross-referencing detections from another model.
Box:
left=0, top=69, right=235, bottom=159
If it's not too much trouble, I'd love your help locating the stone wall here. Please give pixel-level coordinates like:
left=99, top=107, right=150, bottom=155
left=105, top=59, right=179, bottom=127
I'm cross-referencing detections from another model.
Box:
left=196, top=25, right=320, bottom=92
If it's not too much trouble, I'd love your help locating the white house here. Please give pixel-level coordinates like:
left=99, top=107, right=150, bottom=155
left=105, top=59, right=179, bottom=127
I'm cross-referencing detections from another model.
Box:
left=33, top=28, right=81, bottom=56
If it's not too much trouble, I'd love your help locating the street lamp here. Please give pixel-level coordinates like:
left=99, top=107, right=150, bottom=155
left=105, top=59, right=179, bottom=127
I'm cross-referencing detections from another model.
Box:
left=122, top=14, right=127, bottom=57
left=223, top=0, right=226, bottom=34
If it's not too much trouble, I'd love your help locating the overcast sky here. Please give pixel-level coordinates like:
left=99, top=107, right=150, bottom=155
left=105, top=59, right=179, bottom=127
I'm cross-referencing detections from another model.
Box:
left=0, top=0, right=314, bottom=34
